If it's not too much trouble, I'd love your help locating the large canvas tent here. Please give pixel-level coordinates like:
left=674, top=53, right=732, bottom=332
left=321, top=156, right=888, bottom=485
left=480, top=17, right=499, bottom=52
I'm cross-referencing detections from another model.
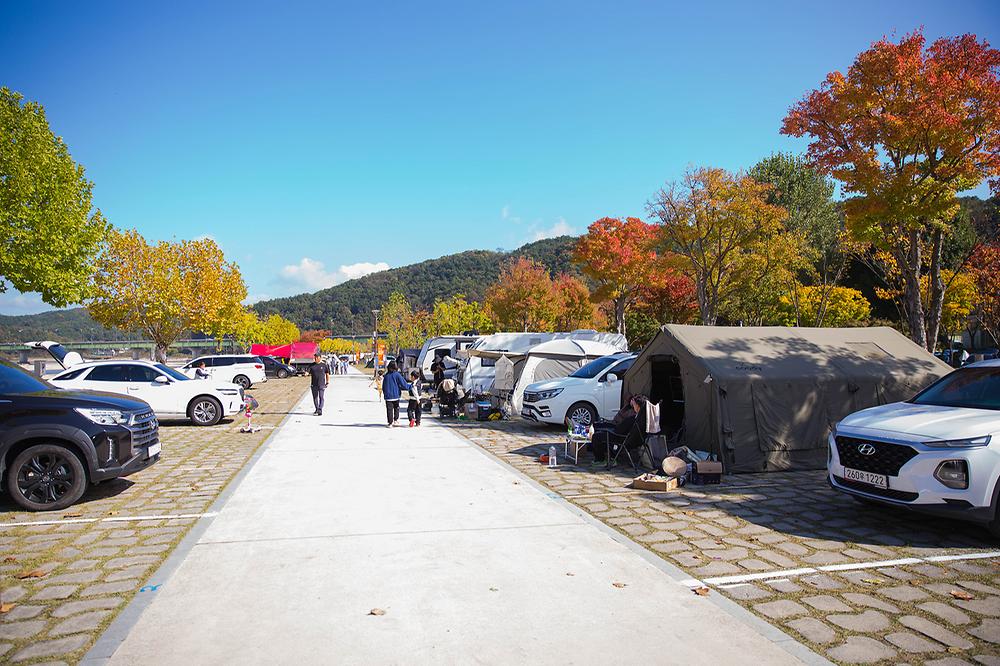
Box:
left=622, top=325, right=951, bottom=473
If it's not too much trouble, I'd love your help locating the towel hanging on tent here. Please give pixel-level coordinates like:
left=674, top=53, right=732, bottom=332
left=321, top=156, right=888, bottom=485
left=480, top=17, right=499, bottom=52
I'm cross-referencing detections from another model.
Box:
left=645, top=401, right=661, bottom=435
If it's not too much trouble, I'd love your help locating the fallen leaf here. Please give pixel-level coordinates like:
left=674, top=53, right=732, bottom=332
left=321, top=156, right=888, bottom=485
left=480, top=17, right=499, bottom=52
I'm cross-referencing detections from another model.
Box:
left=947, top=647, right=965, bottom=654
left=489, top=587, right=498, bottom=592
left=16, top=568, right=46, bottom=579
left=565, top=572, right=575, bottom=577
left=612, top=582, right=627, bottom=588
left=949, top=589, right=974, bottom=601
left=368, top=608, right=386, bottom=616
left=0, top=603, right=14, bottom=613
left=861, top=578, right=883, bottom=585
left=62, top=512, right=82, bottom=518
left=693, top=587, right=711, bottom=596
left=3, top=556, right=17, bottom=563
left=107, top=511, right=119, bottom=516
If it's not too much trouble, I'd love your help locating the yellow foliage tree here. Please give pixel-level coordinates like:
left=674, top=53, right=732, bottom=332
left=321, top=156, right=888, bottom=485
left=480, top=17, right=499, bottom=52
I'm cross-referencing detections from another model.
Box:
left=778, top=286, right=872, bottom=327
left=88, top=229, right=246, bottom=361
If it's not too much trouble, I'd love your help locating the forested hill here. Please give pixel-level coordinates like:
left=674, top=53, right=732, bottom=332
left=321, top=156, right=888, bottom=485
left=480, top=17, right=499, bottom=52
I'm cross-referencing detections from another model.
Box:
left=252, top=236, right=578, bottom=333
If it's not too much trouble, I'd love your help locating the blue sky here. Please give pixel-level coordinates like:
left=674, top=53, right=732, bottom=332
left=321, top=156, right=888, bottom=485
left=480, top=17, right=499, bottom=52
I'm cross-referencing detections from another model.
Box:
left=2, top=0, right=997, bottom=314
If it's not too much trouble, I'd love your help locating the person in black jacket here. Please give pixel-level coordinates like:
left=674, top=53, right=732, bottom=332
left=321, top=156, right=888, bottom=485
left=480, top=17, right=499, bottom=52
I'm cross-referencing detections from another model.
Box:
left=589, top=394, right=645, bottom=465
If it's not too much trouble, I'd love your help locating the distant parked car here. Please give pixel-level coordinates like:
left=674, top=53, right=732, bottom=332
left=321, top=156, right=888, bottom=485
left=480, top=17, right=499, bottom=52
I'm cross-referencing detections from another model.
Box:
left=50, top=360, right=244, bottom=426
left=259, top=355, right=296, bottom=379
left=0, top=358, right=160, bottom=511
left=829, top=360, right=1000, bottom=537
left=181, top=355, right=267, bottom=389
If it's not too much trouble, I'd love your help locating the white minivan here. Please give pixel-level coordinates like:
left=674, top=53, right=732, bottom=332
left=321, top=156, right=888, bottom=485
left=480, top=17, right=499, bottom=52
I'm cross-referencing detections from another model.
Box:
left=520, top=353, right=637, bottom=426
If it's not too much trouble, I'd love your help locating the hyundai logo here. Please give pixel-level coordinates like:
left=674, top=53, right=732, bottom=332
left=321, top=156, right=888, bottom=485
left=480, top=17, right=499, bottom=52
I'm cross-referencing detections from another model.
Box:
left=857, top=443, right=876, bottom=456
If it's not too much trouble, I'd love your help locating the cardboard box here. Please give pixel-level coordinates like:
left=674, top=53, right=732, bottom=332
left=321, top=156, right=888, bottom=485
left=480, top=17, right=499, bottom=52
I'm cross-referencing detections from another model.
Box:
left=691, top=460, right=723, bottom=485
left=630, top=475, right=680, bottom=492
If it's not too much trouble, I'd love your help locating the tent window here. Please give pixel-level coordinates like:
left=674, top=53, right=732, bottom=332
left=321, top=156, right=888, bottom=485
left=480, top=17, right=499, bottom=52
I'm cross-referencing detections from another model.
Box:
left=649, top=355, right=684, bottom=431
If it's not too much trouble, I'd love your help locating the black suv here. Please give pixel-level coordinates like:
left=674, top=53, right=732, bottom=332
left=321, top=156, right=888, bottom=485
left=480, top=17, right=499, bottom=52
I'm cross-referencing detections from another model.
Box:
left=0, top=359, right=160, bottom=511
left=259, top=355, right=296, bottom=379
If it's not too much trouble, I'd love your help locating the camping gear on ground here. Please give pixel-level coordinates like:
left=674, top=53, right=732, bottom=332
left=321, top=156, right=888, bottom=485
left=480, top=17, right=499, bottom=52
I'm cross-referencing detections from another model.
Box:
left=437, top=381, right=460, bottom=418
left=662, top=456, right=687, bottom=477
left=621, top=324, right=952, bottom=473
left=690, top=460, right=723, bottom=485
left=630, top=473, right=680, bottom=491
left=548, top=445, right=557, bottom=467
left=476, top=400, right=493, bottom=421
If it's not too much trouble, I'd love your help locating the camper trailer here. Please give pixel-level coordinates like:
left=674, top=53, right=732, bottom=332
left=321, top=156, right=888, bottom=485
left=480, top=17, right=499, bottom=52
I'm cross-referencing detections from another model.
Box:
left=459, top=330, right=628, bottom=394
left=415, top=335, right=479, bottom=382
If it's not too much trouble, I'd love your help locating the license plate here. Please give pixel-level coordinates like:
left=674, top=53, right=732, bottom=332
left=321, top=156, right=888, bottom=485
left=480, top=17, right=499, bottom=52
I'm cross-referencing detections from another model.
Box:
left=146, top=443, right=161, bottom=458
left=844, top=467, right=888, bottom=488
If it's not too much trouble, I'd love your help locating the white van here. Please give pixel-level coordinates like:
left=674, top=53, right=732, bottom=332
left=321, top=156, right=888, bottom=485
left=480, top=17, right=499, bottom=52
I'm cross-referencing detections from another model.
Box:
left=416, top=336, right=479, bottom=382
left=520, top=352, right=637, bottom=426
left=181, top=355, right=267, bottom=389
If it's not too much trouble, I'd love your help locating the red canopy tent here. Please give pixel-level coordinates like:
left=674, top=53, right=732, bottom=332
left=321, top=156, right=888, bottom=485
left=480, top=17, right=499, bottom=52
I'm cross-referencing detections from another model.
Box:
left=251, top=342, right=318, bottom=364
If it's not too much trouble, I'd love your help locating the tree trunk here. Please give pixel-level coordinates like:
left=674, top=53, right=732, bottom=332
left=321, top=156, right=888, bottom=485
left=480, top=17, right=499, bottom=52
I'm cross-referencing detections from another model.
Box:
left=154, top=344, right=168, bottom=363
left=615, top=297, right=627, bottom=336
left=924, top=227, right=946, bottom=353
left=900, top=230, right=927, bottom=348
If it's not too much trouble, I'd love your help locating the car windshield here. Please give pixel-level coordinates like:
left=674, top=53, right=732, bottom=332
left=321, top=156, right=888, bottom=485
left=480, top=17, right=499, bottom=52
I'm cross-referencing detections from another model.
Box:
left=0, top=360, right=53, bottom=393
left=570, top=356, right=620, bottom=379
left=911, top=367, right=1000, bottom=411
left=156, top=364, right=189, bottom=381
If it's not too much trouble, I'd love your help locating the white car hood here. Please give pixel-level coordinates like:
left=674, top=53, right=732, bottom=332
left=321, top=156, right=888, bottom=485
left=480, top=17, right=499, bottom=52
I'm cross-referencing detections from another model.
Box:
left=840, top=401, right=1000, bottom=440
left=525, top=377, right=588, bottom=393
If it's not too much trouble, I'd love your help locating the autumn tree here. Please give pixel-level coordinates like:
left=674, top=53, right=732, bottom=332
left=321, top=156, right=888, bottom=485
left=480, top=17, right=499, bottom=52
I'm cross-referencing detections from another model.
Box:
left=552, top=273, right=598, bottom=331
left=782, top=30, right=1000, bottom=350
left=379, top=292, right=430, bottom=350
left=299, top=329, right=331, bottom=343
left=969, top=244, right=1000, bottom=346
left=1, top=88, right=107, bottom=306
left=647, top=166, right=806, bottom=325
left=429, top=294, right=492, bottom=336
left=485, top=257, right=559, bottom=332
left=777, top=286, right=872, bottom=327
left=88, top=229, right=247, bottom=361
left=256, top=314, right=300, bottom=345
left=573, top=217, right=661, bottom=336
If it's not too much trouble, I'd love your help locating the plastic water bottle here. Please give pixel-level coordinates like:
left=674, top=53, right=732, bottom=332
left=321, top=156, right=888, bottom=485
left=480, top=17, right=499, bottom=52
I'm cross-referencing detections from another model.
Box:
left=548, top=445, right=557, bottom=467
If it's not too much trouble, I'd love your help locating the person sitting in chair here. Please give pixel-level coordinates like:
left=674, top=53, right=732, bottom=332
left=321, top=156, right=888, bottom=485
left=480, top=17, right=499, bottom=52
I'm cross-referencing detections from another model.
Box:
left=588, top=394, right=646, bottom=466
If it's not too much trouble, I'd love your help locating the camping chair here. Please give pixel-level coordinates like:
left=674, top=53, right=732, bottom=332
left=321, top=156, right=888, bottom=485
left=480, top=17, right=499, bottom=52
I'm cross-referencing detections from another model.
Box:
left=608, top=422, right=655, bottom=473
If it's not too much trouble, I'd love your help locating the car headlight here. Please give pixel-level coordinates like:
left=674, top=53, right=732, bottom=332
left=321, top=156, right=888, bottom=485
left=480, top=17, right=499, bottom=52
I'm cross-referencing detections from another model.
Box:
left=216, top=388, right=240, bottom=396
left=924, top=435, right=991, bottom=448
left=75, top=408, right=131, bottom=426
left=535, top=388, right=563, bottom=400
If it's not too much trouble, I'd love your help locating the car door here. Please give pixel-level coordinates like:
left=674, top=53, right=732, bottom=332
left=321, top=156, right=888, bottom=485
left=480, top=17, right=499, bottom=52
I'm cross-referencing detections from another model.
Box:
left=211, top=357, right=235, bottom=382
left=79, top=364, right=132, bottom=397
left=598, top=358, right=635, bottom=418
left=125, top=364, right=176, bottom=414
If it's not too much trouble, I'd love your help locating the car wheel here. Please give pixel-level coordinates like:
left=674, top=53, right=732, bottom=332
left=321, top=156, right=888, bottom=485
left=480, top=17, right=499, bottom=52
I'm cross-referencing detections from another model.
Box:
left=566, top=402, right=597, bottom=426
left=233, top=375, right=251, bottom=389
left=6, top=444, right=87, bottom=511
left=189, top=396, right=223, bottom=426
left=276, top=368, right=288, bottom=379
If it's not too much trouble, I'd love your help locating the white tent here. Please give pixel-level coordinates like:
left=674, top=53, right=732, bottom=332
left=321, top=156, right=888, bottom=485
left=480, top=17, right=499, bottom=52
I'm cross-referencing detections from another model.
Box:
left=509, top=339, right=626, bottom=414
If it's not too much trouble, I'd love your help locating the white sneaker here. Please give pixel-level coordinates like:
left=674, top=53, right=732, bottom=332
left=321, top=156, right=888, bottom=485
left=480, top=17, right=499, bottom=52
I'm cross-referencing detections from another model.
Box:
left=386, top=423, right=393, bottom=428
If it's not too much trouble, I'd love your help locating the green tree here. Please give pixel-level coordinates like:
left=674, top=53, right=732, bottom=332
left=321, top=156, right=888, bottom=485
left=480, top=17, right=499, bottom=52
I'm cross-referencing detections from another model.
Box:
left=429, top=294, right=492, bottom=335
left=0, top=88, right=107, bottom=306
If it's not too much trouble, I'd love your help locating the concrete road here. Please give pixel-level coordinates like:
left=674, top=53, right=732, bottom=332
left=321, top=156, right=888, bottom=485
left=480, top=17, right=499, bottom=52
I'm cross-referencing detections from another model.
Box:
left=99, top=371, right=808, bottom=665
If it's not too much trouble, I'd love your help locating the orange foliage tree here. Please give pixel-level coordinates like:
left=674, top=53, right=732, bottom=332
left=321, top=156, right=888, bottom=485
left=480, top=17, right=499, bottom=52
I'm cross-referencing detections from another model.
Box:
left=485, top=257, right=559, bottom=332
left=573, top=217, right=662, bottom=336
left=553, top=273, right=598, bottom=331
left=969, top=243, right=1000, bottom=346
left=782, top=30, right=1000, bottom=350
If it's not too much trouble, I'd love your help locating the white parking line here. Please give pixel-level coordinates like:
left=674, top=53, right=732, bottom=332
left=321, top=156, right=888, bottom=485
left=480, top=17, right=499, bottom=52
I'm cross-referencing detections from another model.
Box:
left=0, top=512, right=219, bottom=529
left=687, top=550, right=1000, bottom=587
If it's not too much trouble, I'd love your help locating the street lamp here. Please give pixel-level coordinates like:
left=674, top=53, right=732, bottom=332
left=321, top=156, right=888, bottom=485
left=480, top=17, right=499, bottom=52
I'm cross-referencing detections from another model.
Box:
left=372, top=309, right=380, bottom=372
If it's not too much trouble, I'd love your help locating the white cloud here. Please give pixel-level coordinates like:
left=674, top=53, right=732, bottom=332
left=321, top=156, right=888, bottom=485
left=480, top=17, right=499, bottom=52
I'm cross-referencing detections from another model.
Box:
left=501, top=204, right=521, bottom=224
left=279, top=258, right=390, bottom=292
left=531, top=217, right=574, bottom=241
left=0, top=290, right=56, bottom=316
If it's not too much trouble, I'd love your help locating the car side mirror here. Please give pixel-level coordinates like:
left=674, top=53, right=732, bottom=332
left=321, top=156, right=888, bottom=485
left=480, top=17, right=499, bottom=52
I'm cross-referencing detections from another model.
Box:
left=605, top=373, right=618, bottom=384
left=154, top=376, right=170, bottom=384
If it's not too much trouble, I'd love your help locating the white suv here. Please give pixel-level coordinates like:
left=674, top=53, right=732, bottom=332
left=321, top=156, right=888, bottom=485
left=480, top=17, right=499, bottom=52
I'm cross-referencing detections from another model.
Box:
left=181, top=355, right=267, bottom=389
left=829, top=360, right=1000, bottom=537
left=521, top=353, right=636, bottom=426
left=50, top=360, right=245, bottom=426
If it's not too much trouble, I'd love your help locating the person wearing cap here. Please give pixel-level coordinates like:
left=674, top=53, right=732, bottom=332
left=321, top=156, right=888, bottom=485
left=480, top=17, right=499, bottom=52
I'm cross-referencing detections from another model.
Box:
left=309, top=352, right=330, bottom=416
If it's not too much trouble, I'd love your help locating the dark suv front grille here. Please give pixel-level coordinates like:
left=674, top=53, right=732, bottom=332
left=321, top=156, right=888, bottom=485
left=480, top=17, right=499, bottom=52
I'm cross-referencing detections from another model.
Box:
left=524, top=392, right=539, bottom=403
left=128, top=410, right=159, bottom=449
left=835, top=436, right=918, bottom=476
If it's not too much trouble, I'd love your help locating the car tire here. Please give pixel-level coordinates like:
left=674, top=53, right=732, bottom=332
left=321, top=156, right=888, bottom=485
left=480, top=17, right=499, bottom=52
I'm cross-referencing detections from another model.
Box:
left=276, top=369, right=288, bottom=379
left=6, top=443, right=87, bottom=511
left=233, top=375, right=251, bottom=389
left=189, top=396, right=223, bottom=426
left=566, top=402, right=597, bottom=427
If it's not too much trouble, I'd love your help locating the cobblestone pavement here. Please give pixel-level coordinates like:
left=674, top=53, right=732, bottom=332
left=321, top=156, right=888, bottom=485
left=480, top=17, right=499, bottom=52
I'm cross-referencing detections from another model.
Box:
left=0, top=377, right=309, bottom=665
left=444, top=418, right=1000, bottom=666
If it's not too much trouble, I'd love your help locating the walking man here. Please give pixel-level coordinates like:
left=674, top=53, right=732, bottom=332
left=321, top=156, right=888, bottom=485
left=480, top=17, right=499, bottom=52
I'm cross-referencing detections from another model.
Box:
left=310, top=352, right=330, bottom=416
